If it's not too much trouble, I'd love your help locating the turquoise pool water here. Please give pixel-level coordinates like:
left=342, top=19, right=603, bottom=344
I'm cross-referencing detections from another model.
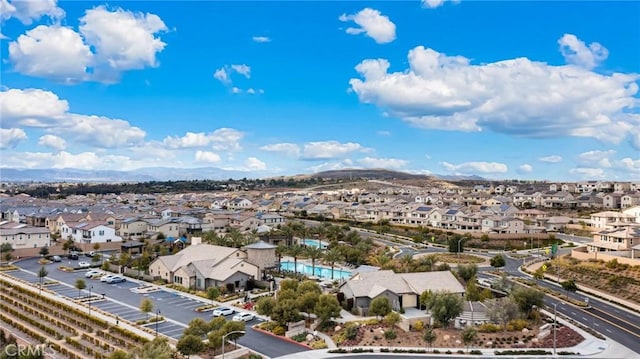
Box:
left=302, top=238, right=328, bottom=249
left=280, top=261, right=352, bottom=280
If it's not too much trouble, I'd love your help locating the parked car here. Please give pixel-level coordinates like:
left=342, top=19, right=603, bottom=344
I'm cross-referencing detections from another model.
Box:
left=51, top=255, right=62, bottom=262
left=106, top=275, right=126, bottom=284
left=100, top=274, right=116, bottom=282
left=212, top=307, right=235, bottom=317
left=68, top=253, right=79, bottom=260
left=77, top=261, right=91, bottom=268
left=85, top=251, right=96, bottom=257
left=232, top=313, right=254, bottom=322
left=85, top=269, right=102, bottom=278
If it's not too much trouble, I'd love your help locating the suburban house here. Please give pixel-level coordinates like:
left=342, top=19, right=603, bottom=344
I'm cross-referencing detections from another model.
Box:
left=149, top=241, right=275, bottom=291
left=63, top=221, right=122, bottom=245
left=0, top=224, right=51, bottom=249
left=339, top=270, right=465, bottom=315
left=115, top=217, right=149, bottom=240
left=587, top=224, right=640, bottom=259
left=590, top=211, right=636, bottom=230
left=146, top=218, right=181, bottom=238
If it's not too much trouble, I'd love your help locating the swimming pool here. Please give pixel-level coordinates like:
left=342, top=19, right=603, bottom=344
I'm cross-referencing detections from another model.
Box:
left=280, top=261, right=352, bottom=280
left=301, top=238, right=329, bottom=249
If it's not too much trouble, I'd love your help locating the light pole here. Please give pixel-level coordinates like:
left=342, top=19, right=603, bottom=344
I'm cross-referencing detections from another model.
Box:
left=553, top=303, right=557, bottom=357
left=457, top=238, right=463, bottom=257
left=221, top=330, right=245, bottom=359
left=88, top=285, right=93, bottom=316
left=155, top=310, right=161, bottom=336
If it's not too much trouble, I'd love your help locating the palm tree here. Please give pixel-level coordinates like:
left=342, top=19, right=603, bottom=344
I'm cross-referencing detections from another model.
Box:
left=225, top=228, right=245, bottom=248
left=306, top=246, right=324, bottom=277
left=276, top=243, right=287, bottom=274
left=398, top=254, right=414, bottom=273
left=368, top=253, right=391, bottom=268
left=323, top=248, right=343, bottom=280
left=287, top=245, right=304, bottom=275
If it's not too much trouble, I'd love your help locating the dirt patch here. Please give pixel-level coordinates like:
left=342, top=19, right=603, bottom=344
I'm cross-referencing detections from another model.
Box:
left=334, top=323, right=582, bottom=350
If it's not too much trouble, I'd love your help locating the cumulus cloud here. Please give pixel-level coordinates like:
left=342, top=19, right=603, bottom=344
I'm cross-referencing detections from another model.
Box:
left=358, top=156, right=408, bottom=169
left=260, top=143, right=301, bottom=157
left=539, top=155, right=563, bottom=163
left=7, top=5, right=167, bottom=83
left=230, top=64, right=251, bottom=78
left=214, top=68, right=230, bottom=85
left=252, top=36, right=271, bottom=43
left=0, top=88, right=145, bottom=148
left=307, top=159, right=354, bottom=173
left=613, top=157, right=640, bottom=173
left=302, top=141, right=367, bottom=160
left=214, top=64, right=258, bottom=93
left=339, top=8, right=396, bottom=44
left=195, top=150, right=221, bottom=163
left=517, top=164, right=533, bottom=174
left=163, top=128, right=244, bottom=151
left=569, top=167, right=606, bottom=179
left=349, top=45, right=640, bottom=148
left=558, top=33, right=609, bottom=70
left=0, top=128, right=27, bottom=149
left=577, top=149, right=615, bottom=168
left=1, top=0, right=64, bottom=25
left=9, top=26, right=93, bottom=83
left=421, top=0, right=458, bottom=9
left=441, top=161, right=508, bottom=174
left=38, top=134, right=66, bottom=151
left=244, top=157, right=267, bottom=171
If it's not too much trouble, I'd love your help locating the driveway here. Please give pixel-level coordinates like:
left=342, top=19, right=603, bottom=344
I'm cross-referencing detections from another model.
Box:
left=13, top=257, right=309, bottom=358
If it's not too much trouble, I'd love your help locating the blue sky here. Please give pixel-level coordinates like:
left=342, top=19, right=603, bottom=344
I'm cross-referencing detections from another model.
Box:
left=1, top=0, right=639, bottom=181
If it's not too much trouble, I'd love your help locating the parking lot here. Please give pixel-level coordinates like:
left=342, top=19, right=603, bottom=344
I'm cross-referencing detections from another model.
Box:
left=11, top=257, right=309, bottom=357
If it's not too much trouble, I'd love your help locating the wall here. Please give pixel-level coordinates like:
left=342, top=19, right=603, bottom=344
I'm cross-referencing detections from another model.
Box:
left=571, top=247, right=640, bottom=266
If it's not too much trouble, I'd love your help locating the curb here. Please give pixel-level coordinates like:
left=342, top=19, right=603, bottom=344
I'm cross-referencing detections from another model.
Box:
left=251, top=325, right=313, bottom=350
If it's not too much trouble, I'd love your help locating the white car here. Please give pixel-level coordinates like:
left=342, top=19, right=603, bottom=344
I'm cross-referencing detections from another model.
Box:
left=232, top=313, right=254, bottom=322
left=77, top=261, right=91, bottom=268
left=212, top=307, right=235, bottom=317
left=85, top=269, right=102, bottom=278
left=100, top=274, right=116, bottom=282
left=106, top=275, right=126, bottom=284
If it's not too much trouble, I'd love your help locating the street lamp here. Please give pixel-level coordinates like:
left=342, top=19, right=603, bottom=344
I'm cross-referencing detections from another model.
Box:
left=457, top=238, right=463, bottom=257
left=155, top=310, right=161, bottom=337
left=88, top=285, right=93, bottom=316
left=552, top=303, right=557, bottom=357
left=221, top=330, right=245, bottom=359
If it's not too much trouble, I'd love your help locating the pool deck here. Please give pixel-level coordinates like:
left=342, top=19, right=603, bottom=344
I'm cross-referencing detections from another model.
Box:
left=280, top=256, right=354, bottom=281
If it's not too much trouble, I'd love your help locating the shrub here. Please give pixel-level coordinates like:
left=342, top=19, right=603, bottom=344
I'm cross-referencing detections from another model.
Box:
left=344, top=325, right=358, bottom=340
left=272, top=326, right=285, bottom=336
left=413, top=320, right=424, bottom=331
left=478, top=323, right=501, bottom=333
left=384, top=330, right=396, bottom=340
left=507, top=319, right=529, bottom=331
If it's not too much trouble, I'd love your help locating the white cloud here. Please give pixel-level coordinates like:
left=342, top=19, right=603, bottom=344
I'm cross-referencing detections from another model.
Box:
left=260, top=143, right=301, bottom=157
left=231, top=87, right=242, bottom=94
left=577, top=150, right=615, bottom=168
left=307, top=159, right=355, bottom=173
left=377, top=130, right=391, bottom=136
left=0, top=128, right=27, bottom=149
left=558, top=33, right=609, bottom=70
left=302, top=141, right=367, bottom=160
left=539, top=155, right=563, bottom=163
left=7, top=5, right=167, bottom=83
left=195, top=150, right=221, bottom=163
left=214, top=68, right=230, bottom=84
left=38, top=134, right=66, bottom=151
left=421, top=0, right=459, bottom=9
left=230, top=64, right=251, bottom=78
left=613, top=158, right=640, bottom=173
left=0, top=88, right=145, bottom=148
left=339, top=8, right=396, bottom=44
left=517, top=164, right=533, bottom=174
left=349, top=45, right=640, bottom=148
left=252, top=36, right=271, bottom=43
left=9, top=26, right=93, bottom=83
left=569, top=167, right=606, bottom=179
left=358, top=156, right=408, bottom=169
left=441, top=161, right=508, bottom=174
left=163, top=128, right=244, bottom=151
left=1, top=0, right=64, bottom=25
left=244, top=157, right=266, bottom=171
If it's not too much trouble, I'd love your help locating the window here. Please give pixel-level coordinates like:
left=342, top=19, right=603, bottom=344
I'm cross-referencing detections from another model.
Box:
left=99, top=230, right=105, bottom=236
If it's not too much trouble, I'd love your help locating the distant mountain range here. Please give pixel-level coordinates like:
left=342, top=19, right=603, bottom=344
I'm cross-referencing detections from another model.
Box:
left=0, top=167, right=486, bottom=183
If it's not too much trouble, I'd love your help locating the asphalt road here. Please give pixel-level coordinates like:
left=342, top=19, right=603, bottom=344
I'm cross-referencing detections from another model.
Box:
left=12, top=257, right=309, bottom=358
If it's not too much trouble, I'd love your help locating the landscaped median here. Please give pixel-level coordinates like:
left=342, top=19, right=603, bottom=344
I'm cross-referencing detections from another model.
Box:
left=252, top=323, right=322, bottom=349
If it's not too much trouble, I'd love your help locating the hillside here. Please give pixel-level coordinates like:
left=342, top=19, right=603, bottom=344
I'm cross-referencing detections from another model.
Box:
left=310, top=168, right=433, bottom=181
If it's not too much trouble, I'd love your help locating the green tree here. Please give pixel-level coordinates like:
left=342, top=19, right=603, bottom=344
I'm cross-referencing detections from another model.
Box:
left=297, top=292, right=319, bottom=321
left=39, top=246, right=49, bottom=257
left=126, top=337, right=174, bottom=359
left=305, top=246, right=324, bottom=276
left=510, top=286, right=544, bottom=315
left=457, top=264, right=478, bottom=282
left=37, top=265, right=48, bottom=294
left=93, top=242, right=101, bottom=251
left=485, top=297, right=519, bottom=332
left=140, top=298, right=154, bottom=320
left=461, top=326, right=478, bottom=352
left=256, top=296, right=277, bottom=317
left=176, top=334, right=205, bottom=357
left=426, top=292, right=463, bottom=328
left=384, top=311, right=401, bottom=327
left=280, top=278, right=299, bottom=291
left=561, top=279, right=578, bottom=293
left=398, top=254, right=414, bottom=273
left=287, top=245, right=304, bottom=274
left=533, top=266, right=546, bottom=281
left=465, top=278, right=482, bottom=302
left=75, top=278, right=86, bottom=298
left=313, top=294, right=341, bottom=326
left=490, top=254, right=506, bottom=268
left=0, top=243, right=13, bottom=265
left=419, top=290, right=433, bottom=309
left=323, top=248, right=343, bottom=280
left=207, top=286, right=220, bottom=307
left=183, top=318, right=210, bottom=338
left=271, top=299, right=301, bottom=326
left=422, top=326, right=437, bottom=352
left=109, top=350, right=128, bottom=359
left=369, top=297, right=392, bottom=319
left=297, top=280, right=322, bottom=295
